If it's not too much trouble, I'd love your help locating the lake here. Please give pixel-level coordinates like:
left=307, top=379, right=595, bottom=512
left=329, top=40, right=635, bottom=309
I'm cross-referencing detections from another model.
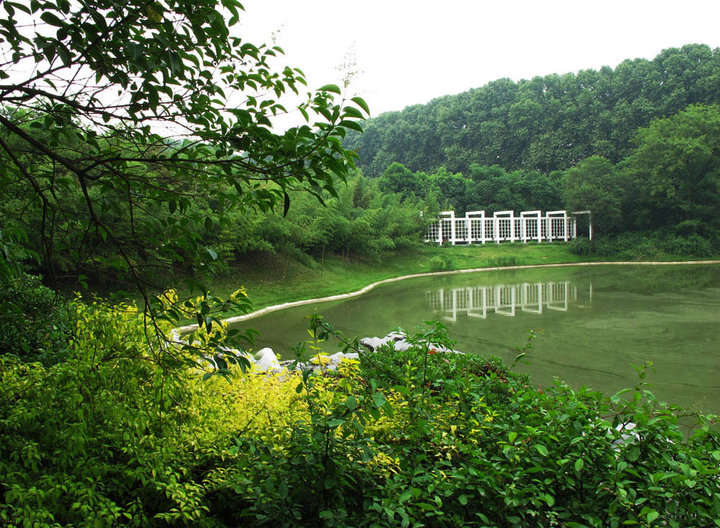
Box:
left=231, top=264, right=720, bottom=413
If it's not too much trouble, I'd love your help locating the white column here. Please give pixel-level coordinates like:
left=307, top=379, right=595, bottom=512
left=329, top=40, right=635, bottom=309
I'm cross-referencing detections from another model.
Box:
left=536, top=213, right=542, bottom=243
left=450, top=211, right=456, bottom=245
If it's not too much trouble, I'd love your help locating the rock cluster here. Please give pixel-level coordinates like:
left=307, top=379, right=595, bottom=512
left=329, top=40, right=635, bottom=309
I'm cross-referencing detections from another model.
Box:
left=231, top=331, right=462, bottom=374
left=359, top=331, right=459, bottom=355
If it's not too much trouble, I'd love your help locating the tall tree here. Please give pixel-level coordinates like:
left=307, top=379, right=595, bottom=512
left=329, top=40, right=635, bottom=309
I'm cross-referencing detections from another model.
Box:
left=379, top=162, right=428, bottom=196
left=562, top=156, right=624, bottom=235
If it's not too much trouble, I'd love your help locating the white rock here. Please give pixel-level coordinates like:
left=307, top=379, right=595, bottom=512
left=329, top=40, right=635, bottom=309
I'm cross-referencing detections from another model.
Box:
left=359, top=337, right=385, bottom=352
left=360, top=331, right=407, bottom=352
left=254, top=347, right=281, bottom=372
left=393, top=340, right=412, bottom=352
left=614, top=422, right=640, bottom=446
left=386, top=331, right=407, bottom=341
left=328, top=352, right=346, bottom=364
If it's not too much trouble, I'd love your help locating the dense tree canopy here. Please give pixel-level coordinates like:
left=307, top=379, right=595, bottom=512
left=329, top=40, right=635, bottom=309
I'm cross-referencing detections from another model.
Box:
left=0, top=0, right=368, bottom=297
left=624, top=104, right=720, bottom=233
left=346, top=44, right=720, bottom=178
left=379, top=162, right=563, bottom=216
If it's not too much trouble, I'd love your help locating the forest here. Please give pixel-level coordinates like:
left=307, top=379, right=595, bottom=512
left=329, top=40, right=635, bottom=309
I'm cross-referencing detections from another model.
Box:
left=345, top=44, right=720, bottom=177
left=1, top=0, right=719, bottom=525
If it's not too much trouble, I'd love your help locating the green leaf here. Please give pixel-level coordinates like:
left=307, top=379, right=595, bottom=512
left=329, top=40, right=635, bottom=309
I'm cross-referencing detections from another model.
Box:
left=342, top=106, right=364, bottom=119
left=338, top=119, right=364, bottom=133
left=646, top=510, right=659, bottom=523
left=345, top=394, right=358, bottom=411
left=283, top=191, right=290, bottom=218
left=373, top=391, right=386, bottom=408
left=351, top=96, right=370, bottom=115
left=535, top=444, right=549, bottom=457
left=40, top=11, right=64, bottom=26
left=318, top=83, right=341, bottom=94
left=574, top=458, right=584, bottom=472
left=627, top=446, right=640, bottom=462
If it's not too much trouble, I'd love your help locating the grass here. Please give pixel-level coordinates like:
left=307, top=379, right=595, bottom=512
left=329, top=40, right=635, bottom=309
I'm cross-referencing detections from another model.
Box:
left=202, top=243, right=591, bottom=315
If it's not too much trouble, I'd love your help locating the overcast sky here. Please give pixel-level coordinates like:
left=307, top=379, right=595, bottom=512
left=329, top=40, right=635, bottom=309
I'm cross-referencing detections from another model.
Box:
left=238, top=0, right=720, bottom=119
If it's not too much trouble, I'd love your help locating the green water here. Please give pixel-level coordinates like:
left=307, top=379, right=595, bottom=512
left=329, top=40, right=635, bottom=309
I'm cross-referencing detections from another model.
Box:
left=232, top=264, right=720, bottom=413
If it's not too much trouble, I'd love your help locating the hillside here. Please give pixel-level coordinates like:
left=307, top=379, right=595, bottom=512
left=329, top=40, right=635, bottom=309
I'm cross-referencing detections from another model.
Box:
left=345, top=44, right=720, bottom=177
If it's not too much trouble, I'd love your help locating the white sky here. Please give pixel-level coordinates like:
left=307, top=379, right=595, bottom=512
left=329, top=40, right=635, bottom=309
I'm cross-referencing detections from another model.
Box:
left=238, top=0, right=720, bottom=118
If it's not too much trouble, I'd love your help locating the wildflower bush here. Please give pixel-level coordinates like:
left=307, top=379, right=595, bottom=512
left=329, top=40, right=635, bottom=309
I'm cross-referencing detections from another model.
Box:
left=1, top=305, right=719, bottom=526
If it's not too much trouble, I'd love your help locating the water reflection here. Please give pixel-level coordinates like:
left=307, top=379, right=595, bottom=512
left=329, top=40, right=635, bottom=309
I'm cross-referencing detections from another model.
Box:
left=427, top=280, right=592, bottom=321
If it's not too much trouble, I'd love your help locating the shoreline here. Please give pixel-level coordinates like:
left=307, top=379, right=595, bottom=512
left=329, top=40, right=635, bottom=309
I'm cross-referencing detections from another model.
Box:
left=176, top=259, right=720, bottom=333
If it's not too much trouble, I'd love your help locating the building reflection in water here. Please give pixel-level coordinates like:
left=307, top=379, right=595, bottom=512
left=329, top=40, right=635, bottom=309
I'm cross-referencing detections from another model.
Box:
left=427, top=281, right=592, bottom=321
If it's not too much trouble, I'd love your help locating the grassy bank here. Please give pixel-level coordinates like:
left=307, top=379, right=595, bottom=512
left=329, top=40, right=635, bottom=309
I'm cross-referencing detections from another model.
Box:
left=204, top=243, right=589, bottom=314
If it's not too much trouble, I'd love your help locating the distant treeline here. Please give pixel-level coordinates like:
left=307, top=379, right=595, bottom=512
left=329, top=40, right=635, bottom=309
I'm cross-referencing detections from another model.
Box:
left=345, top=44, right=720, bottom=177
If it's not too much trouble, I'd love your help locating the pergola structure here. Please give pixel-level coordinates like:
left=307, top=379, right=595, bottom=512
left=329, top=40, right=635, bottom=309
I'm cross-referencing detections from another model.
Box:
left=425, top=210, right=591, bottom=245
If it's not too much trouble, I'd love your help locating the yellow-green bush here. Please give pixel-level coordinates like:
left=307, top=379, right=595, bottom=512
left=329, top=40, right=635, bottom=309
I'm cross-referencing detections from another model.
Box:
left=0, top=295, right=276, bottom=526
left=0, top=294, right=375, bottom=526
left=2, top=300, right=719, bottom=527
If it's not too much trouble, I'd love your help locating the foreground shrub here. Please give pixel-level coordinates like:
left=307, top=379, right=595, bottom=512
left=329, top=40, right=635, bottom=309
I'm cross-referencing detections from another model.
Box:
left=1, top=312, right=718, bottom=527
left=0, top=296, right=283, bottom=526
left=206, top=323, right=720, bottom=526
